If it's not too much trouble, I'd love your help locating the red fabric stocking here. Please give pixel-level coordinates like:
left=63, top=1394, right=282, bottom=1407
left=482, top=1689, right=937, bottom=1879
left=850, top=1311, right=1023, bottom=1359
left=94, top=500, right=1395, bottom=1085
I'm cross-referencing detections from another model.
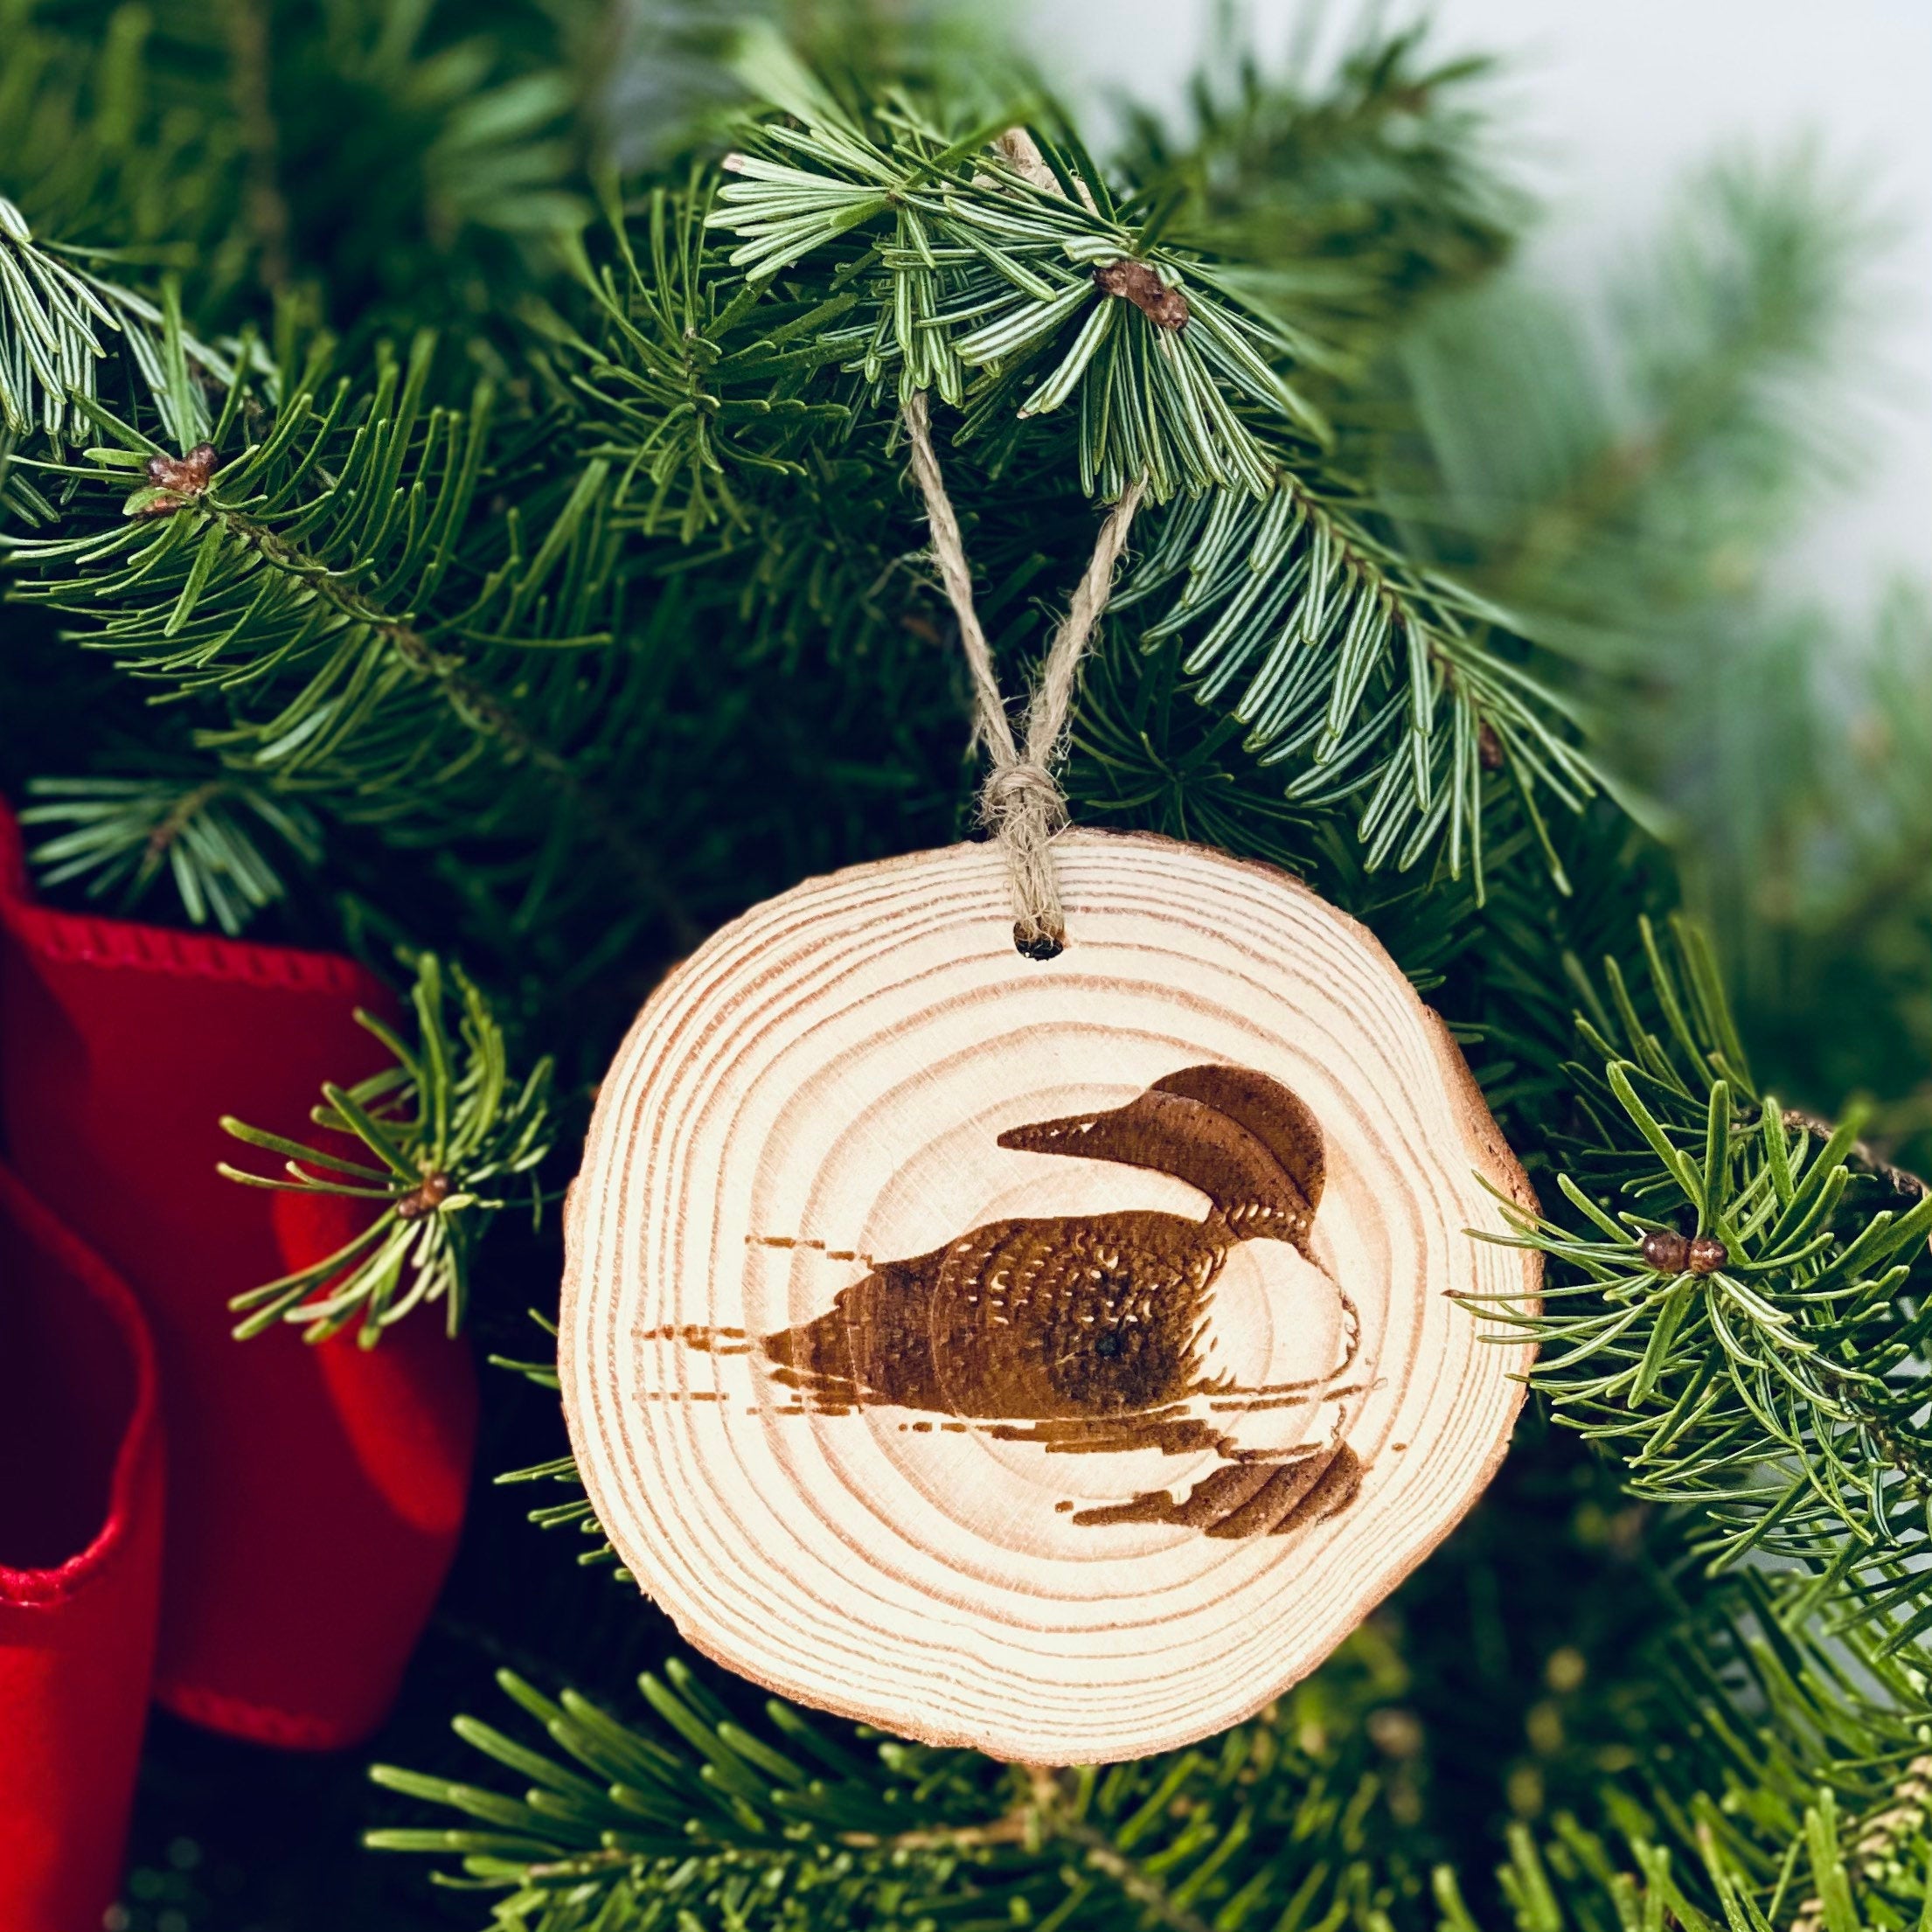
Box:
left=0, top=1160, right=163, bottom=1932
left=0, top=796, right=477, bottom=1748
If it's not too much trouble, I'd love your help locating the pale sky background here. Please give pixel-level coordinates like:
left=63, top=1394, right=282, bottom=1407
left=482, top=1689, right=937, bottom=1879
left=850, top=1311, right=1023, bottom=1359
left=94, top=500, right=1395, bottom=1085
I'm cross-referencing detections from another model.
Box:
left=1032, top=0, right=1932, bottom=611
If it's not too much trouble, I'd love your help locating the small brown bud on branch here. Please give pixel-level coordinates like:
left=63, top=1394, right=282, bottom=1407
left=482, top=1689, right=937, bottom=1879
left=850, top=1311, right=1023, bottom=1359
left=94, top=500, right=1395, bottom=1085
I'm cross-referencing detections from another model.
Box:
left=134, top=442, right=220, bottom=518
left=396, top=1171, right=452, bottom=1221
left=1641, top=1229, right=1688, bottom=1275
left=1093, top=261, right=1189, bottom=330
left=1640, top=1228, right=1728, bottom=1276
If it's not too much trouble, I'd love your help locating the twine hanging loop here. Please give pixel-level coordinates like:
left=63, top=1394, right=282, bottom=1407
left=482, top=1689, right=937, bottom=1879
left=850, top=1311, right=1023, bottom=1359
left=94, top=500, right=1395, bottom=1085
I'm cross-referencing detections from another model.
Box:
left=900, top=390, right=1143, bottom=959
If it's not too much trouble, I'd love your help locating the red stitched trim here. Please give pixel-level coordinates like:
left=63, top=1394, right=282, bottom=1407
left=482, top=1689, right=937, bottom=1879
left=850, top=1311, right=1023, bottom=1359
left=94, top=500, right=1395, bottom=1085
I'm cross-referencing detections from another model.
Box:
left=0, top=794, right=384, bottom=998
left=0, top=1161, right=161, bottom=1611
left=154, top=1676, right=375, bottom=1750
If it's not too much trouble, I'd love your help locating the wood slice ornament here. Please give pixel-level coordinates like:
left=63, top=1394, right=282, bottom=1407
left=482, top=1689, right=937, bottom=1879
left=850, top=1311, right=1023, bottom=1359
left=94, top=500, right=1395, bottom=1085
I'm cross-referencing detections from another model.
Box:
left=561, top=830, right=1539, bottom=1763
left=564, top=378, right=1536, bottom=1762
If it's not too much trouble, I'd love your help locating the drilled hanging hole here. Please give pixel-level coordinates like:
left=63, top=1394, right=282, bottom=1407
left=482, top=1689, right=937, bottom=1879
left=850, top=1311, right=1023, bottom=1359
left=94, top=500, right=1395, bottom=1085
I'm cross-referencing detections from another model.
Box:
left=1013, top=926, right=1064, bottom=962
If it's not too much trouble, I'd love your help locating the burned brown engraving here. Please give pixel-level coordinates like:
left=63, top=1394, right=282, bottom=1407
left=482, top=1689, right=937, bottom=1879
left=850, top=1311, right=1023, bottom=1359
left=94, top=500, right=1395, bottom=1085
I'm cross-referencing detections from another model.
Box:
left=661, top=1066, right=1363, bottom=1539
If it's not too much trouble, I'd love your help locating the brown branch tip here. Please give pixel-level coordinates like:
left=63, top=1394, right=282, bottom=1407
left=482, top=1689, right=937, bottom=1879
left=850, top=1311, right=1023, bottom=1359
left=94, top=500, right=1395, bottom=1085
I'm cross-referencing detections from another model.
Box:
left=1093, top=261, right=1189, bottom=331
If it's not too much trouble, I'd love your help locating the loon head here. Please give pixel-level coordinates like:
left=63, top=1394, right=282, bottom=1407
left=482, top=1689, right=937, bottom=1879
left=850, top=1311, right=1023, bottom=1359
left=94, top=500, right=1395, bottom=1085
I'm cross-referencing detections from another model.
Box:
left=995, top=1064, right=1324, bottom=1254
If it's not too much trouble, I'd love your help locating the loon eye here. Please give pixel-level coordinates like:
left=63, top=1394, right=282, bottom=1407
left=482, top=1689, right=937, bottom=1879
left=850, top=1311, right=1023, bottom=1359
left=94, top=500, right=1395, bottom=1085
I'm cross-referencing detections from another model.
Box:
left=1095, top=1333, right=1122, bottom=1359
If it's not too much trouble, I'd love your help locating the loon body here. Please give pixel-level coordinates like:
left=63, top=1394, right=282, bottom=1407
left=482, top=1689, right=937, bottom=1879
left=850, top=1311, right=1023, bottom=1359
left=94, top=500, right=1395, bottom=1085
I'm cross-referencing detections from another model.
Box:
left=759, top=1064, right=1362, bottom=1535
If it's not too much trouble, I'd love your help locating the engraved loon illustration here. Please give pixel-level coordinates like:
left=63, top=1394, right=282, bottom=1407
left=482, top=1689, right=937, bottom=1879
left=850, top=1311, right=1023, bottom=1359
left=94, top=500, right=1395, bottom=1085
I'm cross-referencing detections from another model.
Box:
left=758, top=1064, right=1363, bottom=1538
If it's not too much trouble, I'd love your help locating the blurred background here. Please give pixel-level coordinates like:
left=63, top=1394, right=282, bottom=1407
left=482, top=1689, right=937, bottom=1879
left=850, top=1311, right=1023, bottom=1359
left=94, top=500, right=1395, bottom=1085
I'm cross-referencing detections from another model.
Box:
left=1037, top=0, right=1931, bottom=608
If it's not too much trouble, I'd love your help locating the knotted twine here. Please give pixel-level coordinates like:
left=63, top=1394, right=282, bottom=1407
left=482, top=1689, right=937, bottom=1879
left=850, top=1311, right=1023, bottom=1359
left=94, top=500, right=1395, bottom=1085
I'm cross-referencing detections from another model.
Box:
left=900, top=389, right=1144, bottom=959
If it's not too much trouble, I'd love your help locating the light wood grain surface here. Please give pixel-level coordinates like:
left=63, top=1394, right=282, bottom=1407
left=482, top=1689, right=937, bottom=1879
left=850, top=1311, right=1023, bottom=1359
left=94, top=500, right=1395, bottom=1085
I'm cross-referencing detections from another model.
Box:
left=562, top=831, right=1539, bottom=1764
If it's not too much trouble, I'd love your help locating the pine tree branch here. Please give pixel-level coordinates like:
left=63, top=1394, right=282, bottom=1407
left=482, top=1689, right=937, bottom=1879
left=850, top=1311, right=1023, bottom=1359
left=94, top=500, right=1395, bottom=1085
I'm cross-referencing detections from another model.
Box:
left=675, top=56, right=1597, bottom=882
left=1048, top=1809, right=1220, bottom=1932
left=367, top=1565, right=1932, bottom=1932
left=1115, top=17, right=1523, bottom=349
left=20, top=770, right=321, bottom=933
left=221, top=952, right=555, bottom=1342
left=205, top=493, right=697, bottom=942
left=0, top=195, right=230, bottom=444
left=3, top=300, right=703, bottom=949
left=367, top=1651, right=1414, bottom=1932
left=1483, top=920, right=1932, bottom=1643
